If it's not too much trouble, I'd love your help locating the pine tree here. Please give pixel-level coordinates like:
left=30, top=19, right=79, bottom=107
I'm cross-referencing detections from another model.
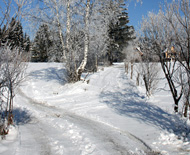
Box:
left=108, top=4, right=135, bottom=64
left=0, top=17, right=29, bottom=52
left=23, top=33, right=30, bottom=53
left=8, top=18, right=24, bottom=49
left=0, top=24, right=9, bottom=46
left=48, top=31, right=63, bottom=62
left=32, top=24, right=53, bottom=62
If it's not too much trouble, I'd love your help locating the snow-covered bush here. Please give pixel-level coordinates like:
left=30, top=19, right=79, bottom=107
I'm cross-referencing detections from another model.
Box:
left=140, top=62, right=160, bottom=97
left=0, top=45, right=27, bottom=136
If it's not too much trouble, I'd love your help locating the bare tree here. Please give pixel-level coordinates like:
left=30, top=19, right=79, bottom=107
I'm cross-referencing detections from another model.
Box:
left=140, top=62, right=160, bottom=97
left=0, top=0, right=28, bottom=136
left=0, top=45, right=27, bottom=136
left=139, top=10, right=185, bottom=112
left=53, top=0, right=67, bottom=60
left=76, top=0, right=90, bottom=80
left=163, top=0, right=190, bottom=116
left=183, top=83, right=190, bottom=118
left=66, top=0, right=71, bottom=52
left=124, top=42, right=142, bottom=80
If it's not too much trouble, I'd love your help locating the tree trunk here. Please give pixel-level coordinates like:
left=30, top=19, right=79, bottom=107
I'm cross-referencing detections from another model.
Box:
left=125, top=62, right=129, bottom=74
left=66, top=0, right=70, bottom=52
left=136, top=73, right=140, bottom=86
left=108, top=51, right=113, bottom=65
left=130, top=62, right=133, bottom=79
left=183, top=88, right=190, bottom=117
left=174, top=99, right=180, bottom=113
left=76, top=0, right=90, bottom=80
left=184, top=101, right=188, bottom=117
left=160, top=58, right=183, bottom=113
left=95, top=54, right=98, bottom=72
left=54, top=1, right=66, bottom=60
left=143, top=74, right=150, bottom=97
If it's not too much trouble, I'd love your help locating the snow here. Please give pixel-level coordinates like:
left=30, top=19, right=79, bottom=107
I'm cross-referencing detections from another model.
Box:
left=0, top=62, right=190, bottom=155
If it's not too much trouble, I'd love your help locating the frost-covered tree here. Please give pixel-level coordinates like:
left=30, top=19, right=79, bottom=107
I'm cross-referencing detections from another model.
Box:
left=139, top=4, right=188, bottom=112
left=162, top=0, right=190, bottom=116
left=75, top=0, right=90, bottom=80
left=66, top=0, right=126, bottom=81
left=0, top=45, right=27, bottom=136
left=26, top=0, right=75, bottom=61
left=25, top=0, right=140, bottom=82
left=137, top=45, right=160, bottom=97
left=0, top=0, right=28, bottom=136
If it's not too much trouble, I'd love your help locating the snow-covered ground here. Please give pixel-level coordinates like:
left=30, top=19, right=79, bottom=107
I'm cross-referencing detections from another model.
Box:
left=0, top=62, right=190, bottom=155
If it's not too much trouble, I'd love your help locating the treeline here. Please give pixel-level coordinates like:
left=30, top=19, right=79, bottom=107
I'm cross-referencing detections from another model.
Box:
left=21, top=0, right=134, bottom=82
left=1, top=11, right=134, bottom=65
left=31, top=9, right=134, bottom=64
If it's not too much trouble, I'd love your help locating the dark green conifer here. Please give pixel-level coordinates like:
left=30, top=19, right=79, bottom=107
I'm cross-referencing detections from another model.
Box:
left=108, top=4, right=135, bottom=64
left=8, top=18, right=24, bottom=49
left=32, top=24, right=53, bottom=62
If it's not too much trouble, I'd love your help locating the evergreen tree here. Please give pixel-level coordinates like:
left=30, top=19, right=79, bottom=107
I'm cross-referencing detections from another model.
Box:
left=0, top=24, right=10, bottom=46
left=0, top=17, right=30, bottom=53
left=108, top=4, right=135, bottom=64
left=23, top=33, right=30, bottom=53
left=32, top=24, right=53, bottom=62
left=47, top=31, right=63, bottom=62
left=8, top=18, right=24, bottom=49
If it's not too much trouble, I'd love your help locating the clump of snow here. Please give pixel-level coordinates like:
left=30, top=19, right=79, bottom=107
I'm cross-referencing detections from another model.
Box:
left=0, top=125, right=18, bottom=154
left=153, top=131, right=190, bottom=155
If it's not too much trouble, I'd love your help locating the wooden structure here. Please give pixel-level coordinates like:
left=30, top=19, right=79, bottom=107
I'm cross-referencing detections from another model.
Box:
left=132, top=47, right=143, bottom=62
left=135, top=47, right=143, bottom=56
left=162, top=46, right=178, bottom=61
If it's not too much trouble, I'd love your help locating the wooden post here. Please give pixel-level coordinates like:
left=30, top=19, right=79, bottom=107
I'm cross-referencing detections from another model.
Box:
left=125, top=62, right=129, bottom=74
left=131, top=62, right=133, bottom=79
left=136, top=73, right=140, bottom=86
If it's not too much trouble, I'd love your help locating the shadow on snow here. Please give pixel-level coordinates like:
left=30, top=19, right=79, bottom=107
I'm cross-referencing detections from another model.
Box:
left=13, top=108, right=31, bottom=125
left=29, top=67, right=66, bottom=84
left=100, top=71, right=189, bottom=137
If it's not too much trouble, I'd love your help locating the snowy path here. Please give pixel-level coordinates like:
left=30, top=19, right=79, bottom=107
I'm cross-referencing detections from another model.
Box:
left=11, top=63, right=156, bottom=155
left=14, top=87, right=153, bottom=155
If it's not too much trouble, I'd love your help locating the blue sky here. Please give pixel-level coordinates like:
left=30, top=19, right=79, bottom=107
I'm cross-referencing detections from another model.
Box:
left=128, top=0, right=173, bottom=30
left=0, top=0, right=174, bottom=34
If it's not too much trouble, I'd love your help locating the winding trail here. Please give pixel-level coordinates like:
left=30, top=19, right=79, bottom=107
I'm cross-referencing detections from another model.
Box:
left=16, top=87, right=154, bottom=155
left=12, top=63, right=157, bottom=155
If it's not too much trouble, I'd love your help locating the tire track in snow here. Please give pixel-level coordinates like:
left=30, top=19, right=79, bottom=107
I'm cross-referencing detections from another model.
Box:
left=17, top=88, right=155, bottom=155
left=16, top=122, right=52, bottom=155
left=17, top=89, right=97, bottom=155
left=16, top=90, right=82, bottom=155
left=96, top=65, right=125, bottom=93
